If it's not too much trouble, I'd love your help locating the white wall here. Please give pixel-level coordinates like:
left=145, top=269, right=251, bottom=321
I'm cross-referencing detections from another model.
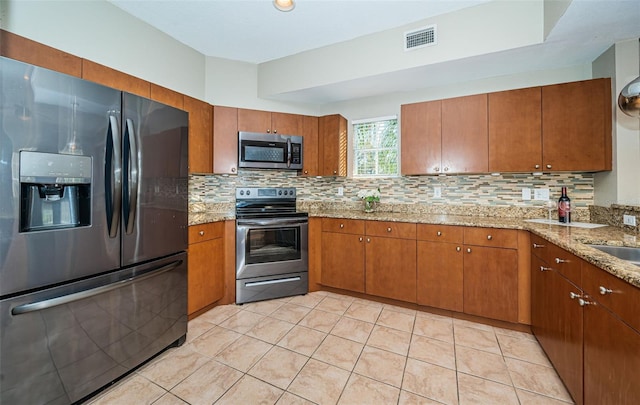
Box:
left=593, top=39, right=640, bottom=206
left=0, top=0, right=206, bottom=99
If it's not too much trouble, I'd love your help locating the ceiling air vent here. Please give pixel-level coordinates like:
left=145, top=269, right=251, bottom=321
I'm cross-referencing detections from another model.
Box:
left=404, top=25, right=437, bottom=51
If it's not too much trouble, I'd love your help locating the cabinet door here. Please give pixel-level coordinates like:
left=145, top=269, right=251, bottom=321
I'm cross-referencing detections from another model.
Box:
left=463, top=245, right=518, bottom=322
left=365, top=237, right=417, bottom=302
left=401, top=100, right=442, bottom=175
left=188, top=237, right=224, bottom=315
left=272, top=112, right=302, bottom=135
left=542, top=78, right=612, bottom=171
left=1, top=29, right=82, bottom=77
left=531, top=258, right=583, bottom=405
left=417, top=241, right=463, bottom=311
left=82, top=60, right=150, bottom=98
left=441, top=94, right=488, bottom=174
left=319, top=114, right=347, bottom=176
left=488, top=87, right=542, bottom=172
left=184, top=96, right=213, bottom=174
left=213, top=105, right=238, bottom=174
left=238, top=108, right=271, bottom=133
left=301, top=115, right=319, bottom=176
left=321, top=232, right=365, bottom=292
left=150, top=83, right=184, bottom=110
left=583, top=302, right=640, bottom=405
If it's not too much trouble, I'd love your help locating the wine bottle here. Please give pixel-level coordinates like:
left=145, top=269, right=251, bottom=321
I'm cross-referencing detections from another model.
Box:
left=558, top=187, right=571, bottom=223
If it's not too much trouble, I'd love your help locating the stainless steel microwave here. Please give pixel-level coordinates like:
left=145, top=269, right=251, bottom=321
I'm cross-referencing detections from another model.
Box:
left=238, top=132, right=303, bottom=170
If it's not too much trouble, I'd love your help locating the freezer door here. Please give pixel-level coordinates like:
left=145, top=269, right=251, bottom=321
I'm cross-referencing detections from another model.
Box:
left=0, top=252, right=187, bottom=404
left=0, top=57, right=121, bottom=296
left=121, top=93, right=188, bottom=266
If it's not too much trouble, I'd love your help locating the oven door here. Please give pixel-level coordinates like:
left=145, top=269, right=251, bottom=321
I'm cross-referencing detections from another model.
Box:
left=236, top=216, right=308, bottom=279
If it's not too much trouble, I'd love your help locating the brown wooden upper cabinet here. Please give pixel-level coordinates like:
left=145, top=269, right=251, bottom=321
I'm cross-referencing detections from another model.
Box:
left=184, top=96, right=213, bottom=174
left=300, top=115, right=319, bottom=176
left=401, top=100, right=442, bottom=175
left=237, top=109, right=303, bottom=135
left=1, top=30, right=83, bottom=78
left=488, top=87, right=542, bottom=172
left=82, top=60, right=150, bottom=98
left=318, top=114, right=348, bottom=176
left=150, top=83, right=184, bottom=110
left=542, top=78, right=612, bottom=172
left=441, top=94, right=488, bottom=174
left=213, top=105, right=239, bottom=175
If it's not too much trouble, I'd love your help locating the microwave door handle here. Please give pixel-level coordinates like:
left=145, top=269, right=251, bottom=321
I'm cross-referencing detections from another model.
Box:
left=287, top=138, right=292, bottom=168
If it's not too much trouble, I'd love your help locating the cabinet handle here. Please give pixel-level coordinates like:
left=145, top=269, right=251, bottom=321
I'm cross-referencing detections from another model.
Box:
left=487, top=235, right=492, bottom=240
left=434, top=167, right=440, bottom=172
left=555, top=258, right=567, bottom=264
left=359, top=237, right=363, bottom=242
left=540, top=266, right=551, bottom=272
left=333, top=170, right=337, bottom=175
left=444, top=167, right=449, bottom=172
left=599, top=286, right=613, bottom=295
left=535, top=164, right=540, bottom=169
left=578, top=298, right=592, bottom=307
left=387, top=227, right=392, bottom=233
left=533, top=243, right=545, bottom=248
left=466, top=248, right=472, bottom=253
left=546, top=164, right=552, bottom=169
left=199, top=230, right=205, bottom=236
left=340, top=223, right=344, bottom=228
left=367, top=238, right=371, bottom=243
left=456, top=246, right=461, bottom=252
left=569, top=292, right=581, bottom=300
left=231, top=167, right=236, bottom=173
left=273, top=129, right=277, bottom=134
left=437, top=231, right=442, bottom=236
left=266, top=129, right=271, bottom=133
left=304, top=170, right=308, bottom=174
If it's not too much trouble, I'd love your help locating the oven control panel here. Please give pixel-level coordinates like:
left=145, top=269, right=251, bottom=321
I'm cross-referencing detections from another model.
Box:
left=236, top=187, right=296, bottom=199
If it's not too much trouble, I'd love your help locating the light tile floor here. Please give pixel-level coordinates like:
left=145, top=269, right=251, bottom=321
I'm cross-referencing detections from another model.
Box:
left=86, top=291, right=574, bottom=405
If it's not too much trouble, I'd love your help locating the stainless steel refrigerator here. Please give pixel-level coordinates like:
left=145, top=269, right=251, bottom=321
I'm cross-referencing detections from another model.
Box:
left=0, top=56, right=188, bottom=404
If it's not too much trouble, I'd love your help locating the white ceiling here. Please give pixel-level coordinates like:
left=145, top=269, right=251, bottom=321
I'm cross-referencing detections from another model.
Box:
left=108, top=0, right=640, bottom=103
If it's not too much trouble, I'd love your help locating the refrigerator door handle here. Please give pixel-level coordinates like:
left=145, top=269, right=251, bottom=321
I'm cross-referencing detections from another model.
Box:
left=124, top=118, right=139, bottom=235
left=106, top=115, right=122, bottom=238
left=11, top=259, right=183, bottom=316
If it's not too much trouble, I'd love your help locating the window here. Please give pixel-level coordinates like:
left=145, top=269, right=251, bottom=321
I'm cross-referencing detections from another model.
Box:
left=353, top=116, right=399, bottom=177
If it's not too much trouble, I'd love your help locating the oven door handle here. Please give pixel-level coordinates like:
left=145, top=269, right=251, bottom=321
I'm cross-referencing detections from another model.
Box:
left=237, top=217, right=308, bottom=227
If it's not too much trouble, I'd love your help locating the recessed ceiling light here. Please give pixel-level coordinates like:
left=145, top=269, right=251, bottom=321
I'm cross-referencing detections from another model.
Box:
left=273, top=0, right=295, bottom=12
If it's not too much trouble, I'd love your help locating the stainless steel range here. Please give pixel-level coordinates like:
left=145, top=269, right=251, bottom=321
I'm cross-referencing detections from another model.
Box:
left=235, top=187, right=308, bottom=304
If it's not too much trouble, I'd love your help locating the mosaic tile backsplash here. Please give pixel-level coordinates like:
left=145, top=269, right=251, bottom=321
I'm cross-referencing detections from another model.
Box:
left=190, top=169, right=595, bottom=219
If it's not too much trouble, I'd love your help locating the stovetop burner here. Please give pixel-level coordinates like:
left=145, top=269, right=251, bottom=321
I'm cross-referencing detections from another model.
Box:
left=235, top=187, right=307, bottom=219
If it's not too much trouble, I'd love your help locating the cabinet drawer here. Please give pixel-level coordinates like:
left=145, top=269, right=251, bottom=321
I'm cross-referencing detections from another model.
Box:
left=189, top=221, right=224, bottom=244
left=582, top=261, right=640, bottom=333
left=530, top=233, right=550, bottom=259
left=366, top=221, right=416, bottom=239
left=417, top=224, right=463, bottom=243
left=464, top=227, right=517, bottom=249
left=322, top=218, right=364, bottom=235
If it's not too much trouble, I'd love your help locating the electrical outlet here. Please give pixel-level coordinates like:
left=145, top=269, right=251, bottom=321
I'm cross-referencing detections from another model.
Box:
left=433, top=186, right=442, bottom=198
left=522, top=188, right=531, bottom=200
left=337, top=187, right=344, bottom=196
left=623, top=214, right=637, bottom=226
left=534, top=188, right=550, bottom=201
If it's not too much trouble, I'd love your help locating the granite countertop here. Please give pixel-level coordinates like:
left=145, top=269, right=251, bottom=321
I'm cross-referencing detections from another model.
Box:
left=309, top=209, right=640, bottom=289
left=188, top=207, right=640, bottom=289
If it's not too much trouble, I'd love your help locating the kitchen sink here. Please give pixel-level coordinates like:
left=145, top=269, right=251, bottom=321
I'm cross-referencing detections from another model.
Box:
left=587, top=245, right=640, bottom=267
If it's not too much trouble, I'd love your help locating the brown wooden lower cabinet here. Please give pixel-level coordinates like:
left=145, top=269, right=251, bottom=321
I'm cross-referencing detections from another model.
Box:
left=320, top=231, right=365, bottom=292
left=417, top=240, right=463, bottom=311
left=365, top=236, right=416, bottom=302
left=463, top=245, right=519, bottom=323
left=188, top=222, right=225, bottom=315
left=531, top=235, right=640, bottom=405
